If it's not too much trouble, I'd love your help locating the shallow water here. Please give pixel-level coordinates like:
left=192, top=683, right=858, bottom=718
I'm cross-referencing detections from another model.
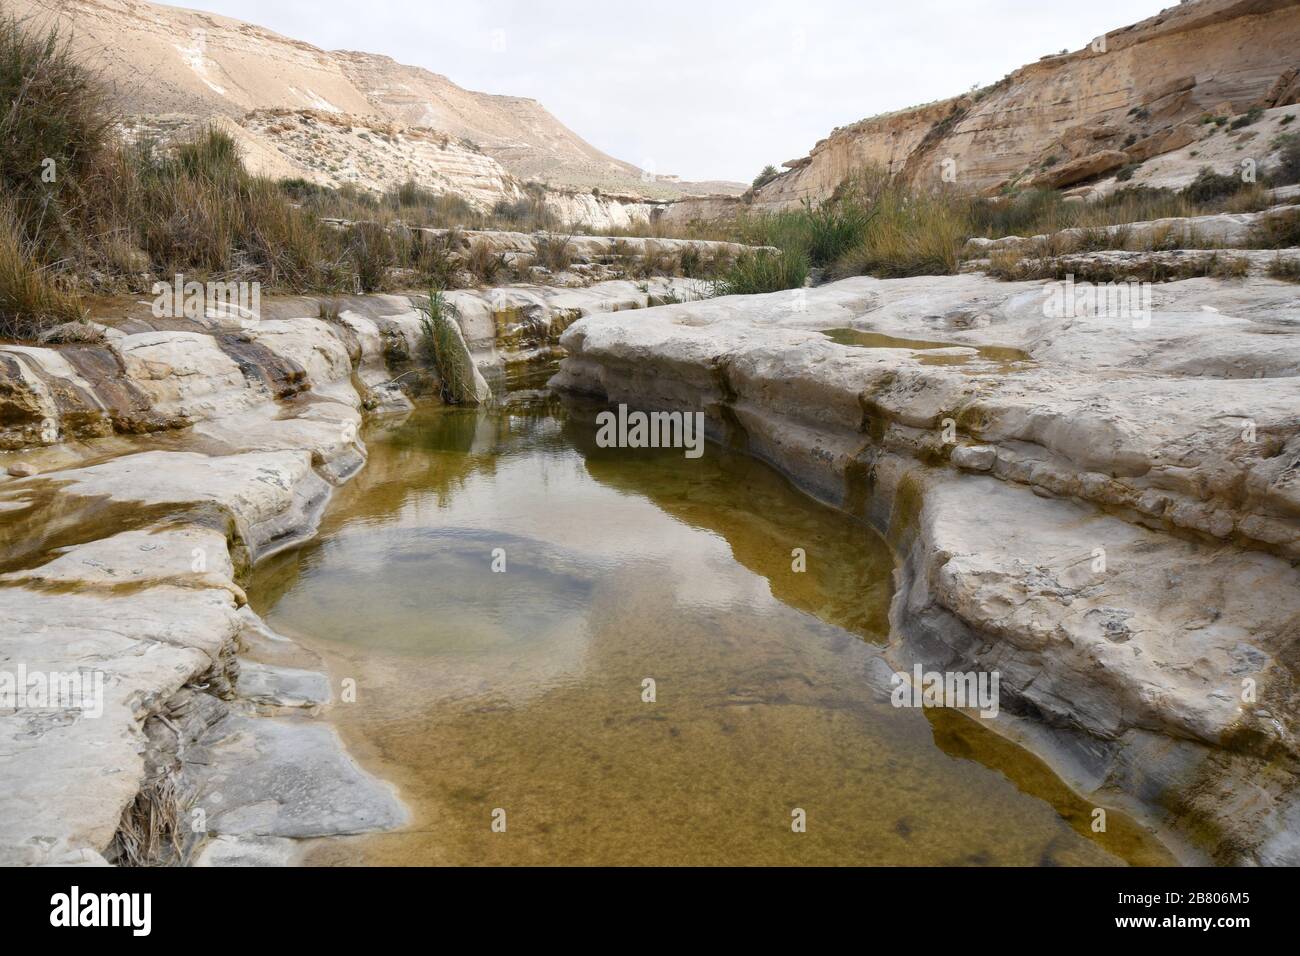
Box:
left=822, top=328, right=1031, bottom=367
left=249, top=396, right=1172, bottom=866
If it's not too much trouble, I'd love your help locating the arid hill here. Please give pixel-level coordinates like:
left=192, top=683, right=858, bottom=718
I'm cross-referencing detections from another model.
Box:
left=7, top=0, right=742, bottom=210
left=666, top=0, right=1300, bottom=222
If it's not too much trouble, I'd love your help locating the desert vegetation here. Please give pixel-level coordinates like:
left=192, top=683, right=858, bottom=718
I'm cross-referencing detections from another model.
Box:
left=417, top=288, right=475, bottom=403
left=5, top=7, right=1300, bottom=341
left=0, top=12, right=716, bottom=341
left=704, top=145, right=1300, bottom=295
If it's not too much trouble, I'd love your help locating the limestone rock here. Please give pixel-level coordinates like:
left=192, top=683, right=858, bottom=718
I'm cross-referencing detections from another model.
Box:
left=951, top=445, right=997, bottom=472
left=1262, top=67, right=1300, bottom=108
left=552, top=269, right=1300, bottom=863
left=184, top=715, right=407, bottom=839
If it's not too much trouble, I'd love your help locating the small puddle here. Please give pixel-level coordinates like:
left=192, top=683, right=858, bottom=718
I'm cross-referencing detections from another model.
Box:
left=821, top=328, right=1031, bottom=367
left=249, top=396, right=1170, bottom=866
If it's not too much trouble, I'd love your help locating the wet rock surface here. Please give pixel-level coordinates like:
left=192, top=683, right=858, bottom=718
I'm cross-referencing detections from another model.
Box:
left=0, top=278, right=689, bottom=866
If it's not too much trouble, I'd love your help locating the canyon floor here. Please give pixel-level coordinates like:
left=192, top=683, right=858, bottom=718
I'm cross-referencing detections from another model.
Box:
left=1, top=201, right=1299, bottom=865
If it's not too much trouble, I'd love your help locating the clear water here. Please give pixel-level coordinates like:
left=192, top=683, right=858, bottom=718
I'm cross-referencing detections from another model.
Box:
left=249, top=396, right=1172, bottom=866
left=821, top=328, right=1032, bottom=367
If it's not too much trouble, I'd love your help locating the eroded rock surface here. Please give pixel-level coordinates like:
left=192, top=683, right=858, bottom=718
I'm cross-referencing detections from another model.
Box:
left=0, top=278, right=690, bottom=866
left=552, top=272, right=1300, bottom=863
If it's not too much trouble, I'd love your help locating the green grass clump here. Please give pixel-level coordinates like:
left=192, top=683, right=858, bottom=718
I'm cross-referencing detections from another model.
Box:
left=1267, top=257, right=1300, bottom=282
left=418, top=288, right=477, bottom=404
left=711, top=248, right=809, bottom=296
left=533, top=233, right=573, bottom=272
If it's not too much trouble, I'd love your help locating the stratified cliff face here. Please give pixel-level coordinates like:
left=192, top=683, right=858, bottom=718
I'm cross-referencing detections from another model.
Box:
left=753, top=0, right=1300, bottom=210
left=331, top=50, right=659, bottom=196
left=5, top=0, right=740, bottom=219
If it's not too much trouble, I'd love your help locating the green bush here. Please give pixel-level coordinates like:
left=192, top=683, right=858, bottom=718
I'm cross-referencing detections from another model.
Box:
left=751, top=164, right=780, bottom=190
left=418, top=288, right=477, bottom=404
left=712, top=248, right=808, bottom=296
left=1270, top=133, right=1300, bottom=186
left=1182, top=166, right=1245, bottom=204
left=0, top=10, right=112, bottom=250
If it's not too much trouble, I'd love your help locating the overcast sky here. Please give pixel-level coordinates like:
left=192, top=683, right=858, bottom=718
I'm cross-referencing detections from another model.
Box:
left=190, top=0, right=1175, bottom=183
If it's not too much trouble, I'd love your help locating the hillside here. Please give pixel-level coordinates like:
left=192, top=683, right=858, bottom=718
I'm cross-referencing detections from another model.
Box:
left=736, top=0, right=1300, bottom=212
left=6, top=0, right=742, bottom=205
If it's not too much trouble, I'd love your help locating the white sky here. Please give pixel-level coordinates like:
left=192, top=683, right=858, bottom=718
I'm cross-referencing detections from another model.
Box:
left=188, top=0, right=1176, bottom=183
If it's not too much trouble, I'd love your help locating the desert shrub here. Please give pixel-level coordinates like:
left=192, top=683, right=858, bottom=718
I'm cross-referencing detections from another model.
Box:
left=1182, top=166, right=1245, bottom=204
left=712, top=248, right=808, bottom=295
left=1267, top=256, right=1300, bottom=282
left=279, top=177, right=328, bottom=202
left=407, top=228, right=460, bottom=288
left=417, top=288, right=476, bottom=404
left=834, top=179, right=970, bottom=278
left=174, top=127, right=242, bottom=185
left=390, top=179, right=440, bottom=208
left=678, top=243, right=703, bottom=277
left=801, top=197, right=876, bottom=267
left=0, top=10, right=113, bottom=250
left=1251, top=207, right=1300, bottom=248
left=533, top=233, right=573, bottom=272
left=318, top=298, right=342, bottom=322
left=492, top=194, right=556, bottom=231
left=465, top=239, right=506, bottom=285
left=676, top=242, right=729, bottom=279
left=1270, top=133, right=1300, bottom=186
left=1205, top=253, right=1251, bottom=278
left=642, top=248, right=681, bottom=277
left=1229, top=107, right=1263, bottom=130
left=972, top=188, right=1066, bottom=237
left=346, top=221, right=393, bottom=292
left=0, top=202, right=83, bottom=338
left=704, top=246, right=734, bottom=276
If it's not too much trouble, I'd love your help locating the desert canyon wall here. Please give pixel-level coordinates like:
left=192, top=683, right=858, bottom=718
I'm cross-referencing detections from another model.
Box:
left=662, top=0, right=1300, bottom=224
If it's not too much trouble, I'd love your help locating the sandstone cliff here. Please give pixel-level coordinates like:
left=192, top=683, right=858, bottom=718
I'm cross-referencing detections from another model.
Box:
left=750, top=0, right=1300, bottom=210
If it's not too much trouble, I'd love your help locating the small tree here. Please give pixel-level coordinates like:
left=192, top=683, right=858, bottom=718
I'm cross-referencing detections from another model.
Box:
left=752, top=165, right=780, bottom=190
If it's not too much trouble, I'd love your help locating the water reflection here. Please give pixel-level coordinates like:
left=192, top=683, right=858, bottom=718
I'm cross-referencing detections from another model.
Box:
left=249, top=399, right=1171, bottom=866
